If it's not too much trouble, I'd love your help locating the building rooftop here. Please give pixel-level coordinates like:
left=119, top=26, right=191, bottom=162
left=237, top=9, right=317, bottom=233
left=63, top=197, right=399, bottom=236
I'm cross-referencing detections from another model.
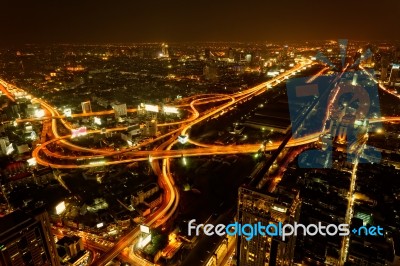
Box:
left=0, top=210, right=36, bottom=242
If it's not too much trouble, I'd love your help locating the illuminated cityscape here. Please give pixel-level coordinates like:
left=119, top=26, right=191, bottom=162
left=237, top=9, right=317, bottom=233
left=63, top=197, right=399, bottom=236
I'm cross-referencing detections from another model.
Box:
left=1, top=1, right=400, bottom=266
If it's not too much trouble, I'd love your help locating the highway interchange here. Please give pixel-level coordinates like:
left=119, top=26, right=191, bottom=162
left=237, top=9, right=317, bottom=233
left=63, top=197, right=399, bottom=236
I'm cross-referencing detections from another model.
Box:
left=1, top=59, right=399, bottom=265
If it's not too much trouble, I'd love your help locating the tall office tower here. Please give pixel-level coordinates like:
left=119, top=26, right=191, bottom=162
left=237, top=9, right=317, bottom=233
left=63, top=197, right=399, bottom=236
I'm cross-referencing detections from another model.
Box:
left=0, top=209, right=60, bottom=266
left=381, top=56, right=389, bottom=81
left=228, top=47, right=235, bottom=60
left=237, top=186, right=301, bottom=266
left=56, top=236, right=84, bottom=259
left=389, top=64, right=400, bottom=86
left=32, top=208, right=60, bottom=266
left=81, top=101, right=92, bottom=114
left=351, top=73, right=358, bottom=86
left=145, top=119, right=157, bottom=137
left=161, top=43, right=169, bottom=58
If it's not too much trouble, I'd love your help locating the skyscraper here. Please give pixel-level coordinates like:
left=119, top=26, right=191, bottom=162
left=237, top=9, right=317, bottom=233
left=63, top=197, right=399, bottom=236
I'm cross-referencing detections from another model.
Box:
left=228, top=47, right=235, bottom=60
left=161, top=43, right=169, bottom=58
left=236, top=186, right=301, bottom=266
left=0, top=209, right=60, bottom=266
left=145, top=119, right=157, bottom=137
left=389, top=64, right=400, bottom=86
left=380, top=56, right=389, bottom=81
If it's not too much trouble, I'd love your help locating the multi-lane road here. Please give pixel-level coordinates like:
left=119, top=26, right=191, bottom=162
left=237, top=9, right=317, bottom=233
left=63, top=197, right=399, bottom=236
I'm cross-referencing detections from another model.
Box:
left=4, top=59, right=398, bottom=265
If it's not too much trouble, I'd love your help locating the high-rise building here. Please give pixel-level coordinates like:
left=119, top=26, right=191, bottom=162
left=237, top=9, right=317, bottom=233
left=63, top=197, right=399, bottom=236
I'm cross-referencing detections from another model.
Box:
left=161, top=43, right=169, bottom=58
left=145, top=119, right=157, bottom=137
left=0, top=209, right=60, bottom=266
left=81, top=101, right=92, bottom=114
left=389, top=64, right=400, bottom=86
left=56, top=236, right=84, bottom=259
left=245, top=53, right=252, bottom=64
left=32, top=208, right=60, bottom=266
left=351, top=73, right=358, bottom=86
left=228, top=47, right=235, bottom=60
left=236, top=186, right=301, bottom=266
left=380, top=56, right=389, bottom=81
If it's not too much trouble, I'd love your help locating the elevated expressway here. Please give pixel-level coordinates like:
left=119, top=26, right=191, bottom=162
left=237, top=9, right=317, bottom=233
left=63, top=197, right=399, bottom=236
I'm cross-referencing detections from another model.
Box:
left=9, top=60, right=397, bottom=265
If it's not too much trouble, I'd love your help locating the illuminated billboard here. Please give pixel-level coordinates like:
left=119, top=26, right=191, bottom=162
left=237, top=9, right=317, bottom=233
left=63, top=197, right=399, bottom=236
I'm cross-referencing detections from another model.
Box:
left=6, top=144, right=14, bottom=155
left=93, top=117, right=102, bottom=125
left=71, top=127, right=87, bottom=138
left=144, top=104, right=159, bottom=113
left=63, top=108, right=72, bottom=117
left=140, top=225, right=150, bottom=234
left=27, top=158, right=37, bottom=166
left=55, top=201, right=66, bottom=215
left=267, top=71, right=280, bottom=77
left=163, top=106, right=179, bottom=114
left=178, top=134, right=189, bottom=144
left=34, top=109, right=45, bottom=118
left=138, top=234, right=151, bottom=248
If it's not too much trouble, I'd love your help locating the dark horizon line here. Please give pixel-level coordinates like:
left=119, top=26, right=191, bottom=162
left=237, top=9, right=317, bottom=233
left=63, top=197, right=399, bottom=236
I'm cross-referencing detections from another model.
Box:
left=1, top=39, right=400, bottom=47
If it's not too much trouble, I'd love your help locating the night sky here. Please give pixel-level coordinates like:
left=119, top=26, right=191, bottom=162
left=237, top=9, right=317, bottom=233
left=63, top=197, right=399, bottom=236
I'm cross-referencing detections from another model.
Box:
left=1, top=0, right=399, bottom=44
